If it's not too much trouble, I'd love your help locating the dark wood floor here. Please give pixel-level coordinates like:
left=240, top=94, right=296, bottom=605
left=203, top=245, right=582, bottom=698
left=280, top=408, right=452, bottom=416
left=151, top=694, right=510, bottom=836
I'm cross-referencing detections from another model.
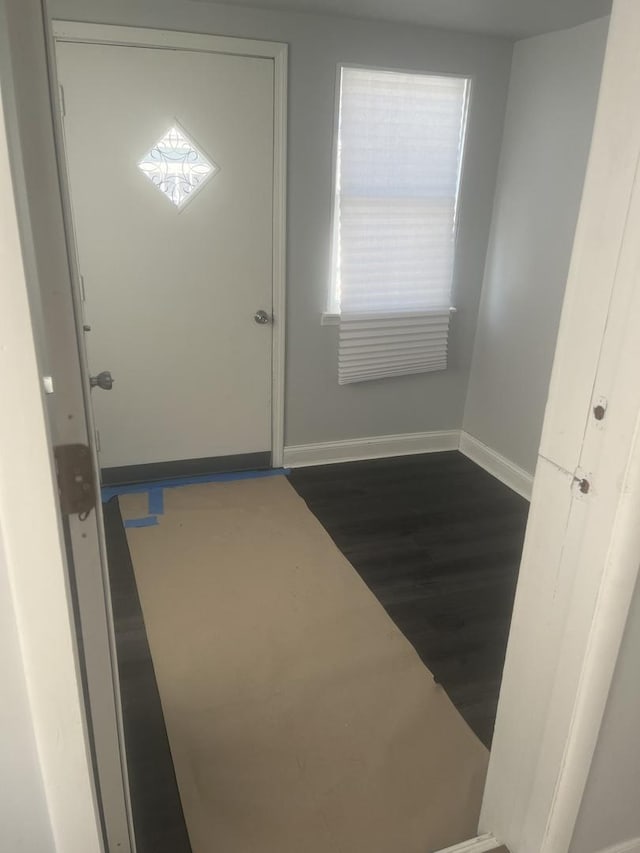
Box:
left=104, top=498, right=192, bottom=853
left=104, top=451, right=528, bottom=851
left=289, top=451, right=529, bottom=747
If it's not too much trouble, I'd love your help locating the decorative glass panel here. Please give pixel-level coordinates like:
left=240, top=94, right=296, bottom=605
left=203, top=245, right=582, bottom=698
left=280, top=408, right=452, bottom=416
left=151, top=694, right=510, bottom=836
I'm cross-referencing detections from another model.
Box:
left=138, top=125, right=218, bottom=208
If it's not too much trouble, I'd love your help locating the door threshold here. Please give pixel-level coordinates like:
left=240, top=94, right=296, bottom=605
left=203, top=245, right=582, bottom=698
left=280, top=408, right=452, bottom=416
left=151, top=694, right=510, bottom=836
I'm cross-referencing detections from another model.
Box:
left=101, top=451, right=271, bottom=486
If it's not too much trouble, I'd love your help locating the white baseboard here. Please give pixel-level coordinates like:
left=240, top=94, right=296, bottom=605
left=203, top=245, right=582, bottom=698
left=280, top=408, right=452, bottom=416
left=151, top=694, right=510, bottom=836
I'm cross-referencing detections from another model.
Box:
left=433, top=834, right=502, bottom=853
left=598, top=839, right=640, bottom=853
left=459, top=432, right=533, bottom=501
left=283, top=430, right=459, bottom=468
left=284, top=429, right=534, bottom=502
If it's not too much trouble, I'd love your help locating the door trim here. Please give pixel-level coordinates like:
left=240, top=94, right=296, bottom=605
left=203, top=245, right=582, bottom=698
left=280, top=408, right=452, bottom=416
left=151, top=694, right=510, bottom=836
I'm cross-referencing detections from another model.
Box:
left=101, top=451, right=271, bottom=487
left=481, top=3, right=640, bottom=851
left=52, top=22, right=288, bottom=469
left=0, top=31, right=104, bottom=851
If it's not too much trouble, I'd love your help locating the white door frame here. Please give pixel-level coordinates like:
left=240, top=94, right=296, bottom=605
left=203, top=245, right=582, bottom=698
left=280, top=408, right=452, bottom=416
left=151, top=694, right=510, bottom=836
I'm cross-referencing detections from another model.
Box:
left=0, top=2, right=104, bottom=848
left=0, top=95, right=104, bottom=853
left=52, top=21, right=288, bottom=469
left=481, top=2, right=640, bottom=852
left=8, top=5, right=136, bottom=850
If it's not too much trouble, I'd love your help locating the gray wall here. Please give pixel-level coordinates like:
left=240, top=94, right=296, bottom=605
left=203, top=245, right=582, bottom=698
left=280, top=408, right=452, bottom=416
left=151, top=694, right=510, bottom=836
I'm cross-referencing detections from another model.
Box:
left=463, top=18, right=608, bottom=474
left=570, top=575, right=640, bottom=853
left=50, top=0, right=513, bottom=446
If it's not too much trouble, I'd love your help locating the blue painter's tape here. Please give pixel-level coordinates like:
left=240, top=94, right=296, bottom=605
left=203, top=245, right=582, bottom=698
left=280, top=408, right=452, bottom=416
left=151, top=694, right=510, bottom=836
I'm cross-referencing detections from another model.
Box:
left=102, top=467, right=290, bottom=503
left=147, top=488, right=165, bottom=516
left=124, top=516, right=159, bottom=529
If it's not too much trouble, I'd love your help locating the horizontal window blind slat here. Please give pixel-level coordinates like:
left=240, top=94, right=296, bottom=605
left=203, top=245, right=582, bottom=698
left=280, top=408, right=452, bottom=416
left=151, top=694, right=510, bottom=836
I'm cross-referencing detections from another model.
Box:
left=340, top=331, right=449, bottom=350
left=340, top=338, right=450, bottom=355
left=340, top=361, right=447, bottom=377
left=340, top=342, right=449, bottom=359
left=340, top=331, right=449, bottom=343
left=341, top=314, right=450, bottom=323
left=340, top=357, right=448, bottom=373
left=339, top=329, right=447, bottom=350
left=340, top=362, right=447, bottom=384
left=341, top=361, right=447, bottom=376
left=340, top=352, right=449, bottom=369
left=341, top=315, right=450, bottom=332
left=342, top=357, right=448, bottom=371
left=340, top=309, right=451, bottom=319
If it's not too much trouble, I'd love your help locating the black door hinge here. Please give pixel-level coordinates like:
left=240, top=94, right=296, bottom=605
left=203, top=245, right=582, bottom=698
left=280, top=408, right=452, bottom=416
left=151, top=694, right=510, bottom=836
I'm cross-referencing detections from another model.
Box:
left=54, top=443, right=96, bottom=518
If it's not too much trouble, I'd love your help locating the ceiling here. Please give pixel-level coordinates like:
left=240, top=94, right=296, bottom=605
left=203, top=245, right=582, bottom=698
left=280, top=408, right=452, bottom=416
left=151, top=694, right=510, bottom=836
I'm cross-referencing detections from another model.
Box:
left=207, top=0, right=612, bottom=39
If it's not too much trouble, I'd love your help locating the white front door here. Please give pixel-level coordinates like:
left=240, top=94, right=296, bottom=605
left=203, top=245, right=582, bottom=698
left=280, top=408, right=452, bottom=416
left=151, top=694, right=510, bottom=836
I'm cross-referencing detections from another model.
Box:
left=56, top=40, right=275, bottom=474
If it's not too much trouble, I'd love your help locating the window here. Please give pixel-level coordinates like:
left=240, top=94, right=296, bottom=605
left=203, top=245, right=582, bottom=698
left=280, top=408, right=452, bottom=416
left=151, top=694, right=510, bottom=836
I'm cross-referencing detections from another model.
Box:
left=330, top=67, right=470, bottom=384
left=138, top=124, right=219, bottom=209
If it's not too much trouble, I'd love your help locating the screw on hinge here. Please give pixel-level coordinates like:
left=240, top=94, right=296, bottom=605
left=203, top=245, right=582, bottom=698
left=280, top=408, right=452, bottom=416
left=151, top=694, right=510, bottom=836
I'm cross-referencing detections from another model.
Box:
left=576, top=477, right=591, bottom=494
left=593, top=404, right=606, bottom=421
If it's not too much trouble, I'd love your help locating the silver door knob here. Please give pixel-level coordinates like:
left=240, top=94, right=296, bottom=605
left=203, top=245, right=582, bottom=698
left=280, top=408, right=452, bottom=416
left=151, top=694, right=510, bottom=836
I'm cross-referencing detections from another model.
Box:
left=254, top=310, right=272, bottom=325
left=89, top=370, right=114, bottom=390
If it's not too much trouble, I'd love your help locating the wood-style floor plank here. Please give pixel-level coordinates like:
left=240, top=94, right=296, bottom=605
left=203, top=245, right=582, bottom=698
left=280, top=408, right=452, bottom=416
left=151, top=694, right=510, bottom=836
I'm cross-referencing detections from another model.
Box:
left=289, top=451, right=529, bottom=746
left=104, top=498, right=192, bottom=853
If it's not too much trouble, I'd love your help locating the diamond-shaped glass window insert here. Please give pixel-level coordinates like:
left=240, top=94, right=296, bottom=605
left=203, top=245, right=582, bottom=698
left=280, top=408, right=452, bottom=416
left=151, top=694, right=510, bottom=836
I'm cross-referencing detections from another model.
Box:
left=138, top=124, right=218, bottom=208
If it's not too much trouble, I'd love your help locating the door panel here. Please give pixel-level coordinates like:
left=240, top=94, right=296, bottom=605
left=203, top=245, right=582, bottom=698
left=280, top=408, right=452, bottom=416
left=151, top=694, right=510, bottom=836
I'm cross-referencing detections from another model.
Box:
left=56, top=42, right=274, bottom=469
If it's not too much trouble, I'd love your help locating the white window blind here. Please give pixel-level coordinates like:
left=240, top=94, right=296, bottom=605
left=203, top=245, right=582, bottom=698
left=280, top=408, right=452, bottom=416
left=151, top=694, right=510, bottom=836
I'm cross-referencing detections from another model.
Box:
left=334, top=67, right=470, bottom=384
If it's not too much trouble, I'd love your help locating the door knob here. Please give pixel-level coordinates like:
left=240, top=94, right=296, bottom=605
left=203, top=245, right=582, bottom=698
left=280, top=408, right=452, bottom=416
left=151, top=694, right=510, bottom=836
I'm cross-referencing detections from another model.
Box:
left=89, top=370, right=114, bottom=390
left=254, top=310, right=272, bottom=325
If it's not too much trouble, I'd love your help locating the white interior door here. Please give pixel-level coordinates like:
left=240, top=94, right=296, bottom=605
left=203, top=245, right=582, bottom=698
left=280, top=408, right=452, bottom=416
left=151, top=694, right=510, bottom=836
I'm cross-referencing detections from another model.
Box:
left=55, top=40, right=275, bottom=473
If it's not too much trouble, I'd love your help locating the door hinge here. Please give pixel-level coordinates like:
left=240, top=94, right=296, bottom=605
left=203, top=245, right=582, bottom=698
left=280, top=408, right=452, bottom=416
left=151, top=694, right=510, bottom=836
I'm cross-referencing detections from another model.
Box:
left=592, top=395, right=608, bottom=423
left=54, top=443, right=96, bottom=517
left=58, top=84, right=66, bottom=118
